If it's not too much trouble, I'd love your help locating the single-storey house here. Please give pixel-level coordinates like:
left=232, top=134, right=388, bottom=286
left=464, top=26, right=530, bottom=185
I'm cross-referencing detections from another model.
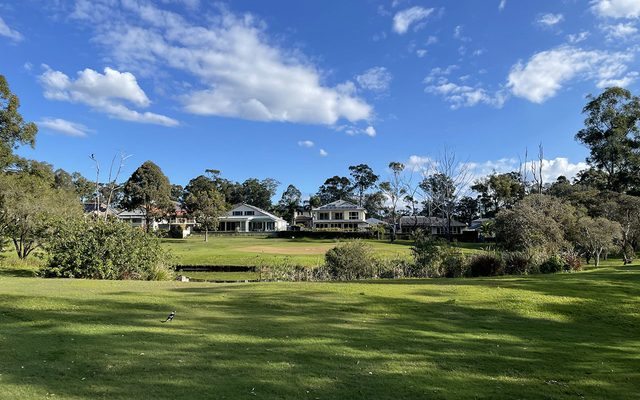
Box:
left=398, top=216, right=467, bottom=235
left=117, top=206, right=196, bottom=237
left=218, top=203, right=288, bottom=232
left=312, top=200, right=368, bottom=231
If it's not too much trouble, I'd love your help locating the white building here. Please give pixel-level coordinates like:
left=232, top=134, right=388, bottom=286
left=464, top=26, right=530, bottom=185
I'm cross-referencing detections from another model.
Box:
left=312, top=200, right=368, bottom=231
left=117, top=208, right=196, bottom=237
left=218, top=203, right=288, bottom=232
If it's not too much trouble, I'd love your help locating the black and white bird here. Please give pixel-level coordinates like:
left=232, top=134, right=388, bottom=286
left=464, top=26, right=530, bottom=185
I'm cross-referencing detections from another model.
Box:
left=161, top=311, right=176, bottom=323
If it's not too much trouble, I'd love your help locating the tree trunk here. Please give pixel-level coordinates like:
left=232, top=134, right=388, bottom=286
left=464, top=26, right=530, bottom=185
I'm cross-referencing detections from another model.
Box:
left=595, top=249, right=601, bottom=267
left=205, top=228, right=208, bottom=242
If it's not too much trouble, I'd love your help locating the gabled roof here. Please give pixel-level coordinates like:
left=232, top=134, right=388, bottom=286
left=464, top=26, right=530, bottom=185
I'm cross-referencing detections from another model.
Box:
left=366, top=217, right=388, bottom=226
left=117, top=209, right=146, bottom=217
left=399, top=216, right=467, bottom=227
left=313, top=200, right=364, bottom=211
left=227, top=203, right=286, bottom=222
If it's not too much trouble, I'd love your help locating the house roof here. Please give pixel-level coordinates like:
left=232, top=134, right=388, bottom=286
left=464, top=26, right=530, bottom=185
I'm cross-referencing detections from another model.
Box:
left=83, top=202, right=119, bottom=215
left=117, top=209, right=146, bottom=218
left=313, top=200, right=364, bottom=211
left=399, top=216, right=467, bottom=227
left=227, top=203, right=286, bottom=222
left=468, top=218, right=494, bottom=230
left=366, top=217, right=387, bottom=226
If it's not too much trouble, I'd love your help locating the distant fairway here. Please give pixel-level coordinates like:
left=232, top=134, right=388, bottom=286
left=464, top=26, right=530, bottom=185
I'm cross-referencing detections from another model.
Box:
left=162, top=235, right=412, bottom=266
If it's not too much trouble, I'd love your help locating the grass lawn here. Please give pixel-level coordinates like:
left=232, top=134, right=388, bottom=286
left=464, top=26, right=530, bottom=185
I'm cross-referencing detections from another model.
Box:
left=1, top=265, right=638, bottom=399
left=162, top=235, right=486, bottom=266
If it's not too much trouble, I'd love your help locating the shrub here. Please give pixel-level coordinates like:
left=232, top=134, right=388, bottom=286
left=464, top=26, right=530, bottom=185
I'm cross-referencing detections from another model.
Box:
left=377, top=257, right=413, bottom=279
left=539, top=255, right=565, bottom=274
left=168, top=224, right=186, bottom=239
left=440, top=248, right=468, bottom=278
left=40, top=218, right=173, bottom=280
left=561, top=250, right=582, bottom=272
left=411, top=229, right=445, bottom=277
left=468, top=253, right=505, bottom=277
left=502, top=251, right=533, bottom=275
left=324, top=241, right=377, bottom=280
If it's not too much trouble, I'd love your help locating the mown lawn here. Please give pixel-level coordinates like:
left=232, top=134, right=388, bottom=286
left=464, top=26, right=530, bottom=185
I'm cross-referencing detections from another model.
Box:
left=0, top=266, right=638, bottom=399
left=162, top=235, right=486, bottom=266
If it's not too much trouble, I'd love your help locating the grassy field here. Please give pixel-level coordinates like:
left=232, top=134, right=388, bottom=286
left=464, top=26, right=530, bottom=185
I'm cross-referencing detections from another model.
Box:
left=163, top=235, right=487, bottom=266
left=1, top=264, right=638, bottom=399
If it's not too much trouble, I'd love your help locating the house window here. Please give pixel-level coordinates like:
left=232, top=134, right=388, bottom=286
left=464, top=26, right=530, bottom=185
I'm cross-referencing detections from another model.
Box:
left=333, top=212, right=344, bottom=220
left=349, top=212, right=359, bottom=220
left=244, top=211, right=255, bottom=216
left=232, top=211, right=243, bottom=216
left=319, top=212, right=330, bottom=220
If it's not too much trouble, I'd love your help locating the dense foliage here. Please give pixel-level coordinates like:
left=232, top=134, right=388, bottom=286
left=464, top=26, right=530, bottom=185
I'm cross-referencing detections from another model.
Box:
left=41, top=218, right=173, bottom=280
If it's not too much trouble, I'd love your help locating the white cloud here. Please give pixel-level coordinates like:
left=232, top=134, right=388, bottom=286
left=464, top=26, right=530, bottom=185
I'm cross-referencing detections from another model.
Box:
left=416, top=49, right=428, bottom=58
left=426, top=36, right=438, bottom=45
left=298, top=140, right=314, bottom=148
left=39, top=118, right=91, bottom=137
left=567, top=31, right=590, bottom=43
left=0, top=16, right=23, bottom=42
left=356, top=67, right=392, bottom=92
left=465, top=157, right=588, bottom=182
left=425, top=78, right=507, bottom=109
left=591, top=0, right=640, bottom=18
left=507, top=46, right=636, bottom=103
left=536, top=13, right=565, bottom=27
left=393, top=6, right=434, bottom=34
left=406, top=155, right=435, bottom=172
left=38, top=66, right=178, bottom=126
left=602, top=22, right=638, bottom=39
left=319, top=149, right=328, bottom=157
left=72, top=1, right=372, bottom=126
left=364, top=126, right=376, bottom=137
left=499, top=0, right=507, bottom=11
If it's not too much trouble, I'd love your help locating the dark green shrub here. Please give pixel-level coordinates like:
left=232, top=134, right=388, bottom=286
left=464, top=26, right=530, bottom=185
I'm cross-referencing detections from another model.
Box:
left=468, top=253, right=505, bottom=277
left=539, top=255, right=565, bottom=274
left=168, top=224, right=185, bottom=239
left=41, top=218, right=173, bottom=280
left=441, top=248, right=468, bottom=278
left=324, top=241, right=377, bottom=280
left=503, top=251, right=533, bottom=275
left=411, top=229, right=445, bottom=277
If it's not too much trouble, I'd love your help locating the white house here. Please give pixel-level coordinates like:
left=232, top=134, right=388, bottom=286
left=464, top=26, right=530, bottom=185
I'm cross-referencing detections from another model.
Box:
left=218, top=203, right=288, bottom=232
left=312, top=200, right=368, bottom=231
left=117, top=208, right=196, bottom=237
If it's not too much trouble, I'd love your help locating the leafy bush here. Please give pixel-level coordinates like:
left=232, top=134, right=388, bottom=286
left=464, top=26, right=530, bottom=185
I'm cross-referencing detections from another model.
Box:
left=377, top=257, right=414, bottom=279
left=502, top=251, right=534, bottom=275
left=411, top=229, right=446, bottom=277
left=561, top=250, right=582, bottom=272
left=40, top=218, right=173, bottom=280
left=468, top=253, right=505, bottom=277
left=539, top=255, right=565, bottom=274
left=324, top=241, right=377, bottom=280
left=440, top=248, right=468, bottom=278
left=168, top=224, right=186, bottom=239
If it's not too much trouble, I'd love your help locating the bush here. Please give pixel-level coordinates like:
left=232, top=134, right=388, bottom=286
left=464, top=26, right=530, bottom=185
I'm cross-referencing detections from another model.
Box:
left=40, top=218, right=173, bottom=280
left=440, top=248, right=468, bottom=278
left=502, top=251, right=533, bottom=275
left=468, top=253, right=505, bottom=277
left=561, top=250, right=582, bottom=272
left=411, top=230, right=446, bottom=277
left=539, top=255, right=565, bottom=274
left=168, top=224, right=186, bottom=239
left=377, top=257, right=414, bottom=279
left=324, top=241, right=377, bottom=280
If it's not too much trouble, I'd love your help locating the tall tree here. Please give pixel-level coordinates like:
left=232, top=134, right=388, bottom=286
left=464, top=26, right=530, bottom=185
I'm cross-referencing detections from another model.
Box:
left=317, top=176, right=354, bottom=204
left=278, top=184, right=302, bottom=224
left=575, top=87, right=640, bottom=192
left=379, top=162, right=406, bottom=242
left=455, top=196, right=479, bottom=225
left=183, top=175, right=227, bottom=242
left=472, top=171, right=525, bottom=217
left=241, top=178, right=279, bottom=210
left=348, top=164, right=379, bottom=207
left=0, top=75, right=38, bottom=169
left=122, top=161, right=172, bottom=232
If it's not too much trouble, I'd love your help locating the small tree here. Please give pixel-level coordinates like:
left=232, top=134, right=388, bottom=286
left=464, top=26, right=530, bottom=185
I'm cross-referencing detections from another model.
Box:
left=574, top=216, right=622, bottom=267
left=0, top=74, right=38, bottom=169
left=278, top=184, right=302, bottom=224
left=379, top=162, right=406, bottom=242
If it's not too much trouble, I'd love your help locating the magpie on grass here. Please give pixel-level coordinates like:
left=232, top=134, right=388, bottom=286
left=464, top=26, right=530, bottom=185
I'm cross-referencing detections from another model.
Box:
left=161, top=311, right=176, bottom=323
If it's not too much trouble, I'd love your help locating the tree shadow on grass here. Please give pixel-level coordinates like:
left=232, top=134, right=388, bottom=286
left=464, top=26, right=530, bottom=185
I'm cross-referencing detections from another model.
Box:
left=0, top=273, right=638, bottom=399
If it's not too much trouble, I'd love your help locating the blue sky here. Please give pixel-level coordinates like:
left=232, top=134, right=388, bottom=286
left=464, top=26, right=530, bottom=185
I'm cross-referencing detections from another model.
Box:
left=1, top=0, right=639, bottom=197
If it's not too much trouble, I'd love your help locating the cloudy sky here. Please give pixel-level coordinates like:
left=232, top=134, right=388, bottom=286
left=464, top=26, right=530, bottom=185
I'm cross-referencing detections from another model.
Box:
left=1, top=0, right=638, bottom=196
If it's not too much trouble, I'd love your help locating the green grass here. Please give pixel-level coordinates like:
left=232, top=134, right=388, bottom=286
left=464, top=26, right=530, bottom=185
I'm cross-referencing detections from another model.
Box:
left=180, top=271, right=260, bottom=281
left=0, top=265, right=638, bottom=399
left=163, top=235, right=485, bottom=266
